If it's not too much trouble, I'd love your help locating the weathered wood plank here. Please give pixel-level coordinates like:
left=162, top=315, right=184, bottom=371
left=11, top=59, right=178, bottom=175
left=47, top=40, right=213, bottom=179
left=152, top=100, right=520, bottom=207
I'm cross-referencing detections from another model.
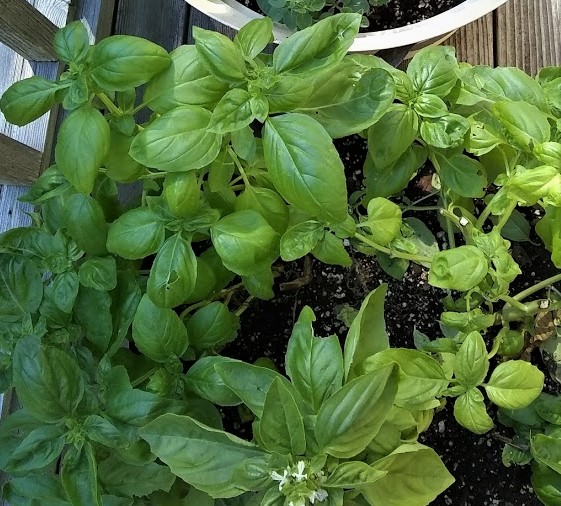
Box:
left=115, top=0, right=187, bottom=50
left=0, top=132, right=43, bottom=185
left=0, top=0, right=59, bottom=60
left=447, top=12, right=494, bottom=66
left=497, top=0, right=561, bottom=74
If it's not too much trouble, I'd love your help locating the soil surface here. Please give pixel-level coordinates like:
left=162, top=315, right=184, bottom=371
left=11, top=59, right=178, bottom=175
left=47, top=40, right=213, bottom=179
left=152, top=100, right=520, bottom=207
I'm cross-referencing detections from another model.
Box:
left=222, top=134, right=560, bottom=505
left=243, top=0, right=466, bottom=31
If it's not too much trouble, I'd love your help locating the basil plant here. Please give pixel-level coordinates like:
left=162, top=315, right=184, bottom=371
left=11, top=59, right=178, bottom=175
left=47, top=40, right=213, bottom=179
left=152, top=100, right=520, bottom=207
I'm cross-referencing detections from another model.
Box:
left=141, top=285, right=455, bottom=506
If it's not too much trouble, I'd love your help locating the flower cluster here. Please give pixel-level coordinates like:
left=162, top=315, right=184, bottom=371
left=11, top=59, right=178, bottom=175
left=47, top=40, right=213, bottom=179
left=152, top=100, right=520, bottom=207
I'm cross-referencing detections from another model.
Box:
left=271, top=461, right=329, bottom=505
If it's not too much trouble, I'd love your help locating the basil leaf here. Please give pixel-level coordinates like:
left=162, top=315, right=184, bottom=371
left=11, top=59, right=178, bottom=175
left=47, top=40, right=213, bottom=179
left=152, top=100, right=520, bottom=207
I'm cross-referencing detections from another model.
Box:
left=344, top=285, right=389, bottom=380
left=90, top=35, right=170, bottom=91
left=5, top=425, right=65, bottom=472
left=435, top=153, right=487, bottom=198
left=54, top=20, right=90, bottom=64
left=453, top=387, right=494, bottom=434
left=0, top=255, right=43, bottom=318
left=429, top=246, right=488, bottom=291
left=532, top=435, right=561, bottom=475
left=364, top=145, right=427, bottom=200
left=107, top=207, right=165, bottom=260
left=273, top=13, right=361, bottom=75
left=484, top=361, right=544, bottom=409
left=260, top=378, right=306, bottom=455
left=13, top=336, right=84, bottom=423
left=0, top=76, right=60, bottom=126
left=186, top=301, right=240, bottom=352
left=50, top=271, right=79, bottom=313
left=208, top=88, right=254, bottom=134
left=360, top=349, right=448, bottom=408
left=324, top=461, right=386, bottom=488
left=407, top=46, right=458, bottom=97
left=184, top=356, right=242, bottom=406
left=305, top=68, right=395, bottom=138
left=312, top=232, right=352, bottom=267
left=280, top=220, right=324, bottom=261
left=492, top=101, right=551, bottom=149
left=215, top=362, right=288, bottom=418
left=454, top=331, right=489, bottom=388
left=368, top=105, right=419, bottom=169
left=537, top=205, right=561, bottom=268
left=65, top=193, right=108, bottom=256
left=78, top=256, right=117, bottom=291
left=211, top=210, right=279, bottom=277
left=82, top=415, right=125, bottom=448
left=193, top=27, right=247, bottom=83
left=286, top=306, right=343, bottom=412
left=99, top=457, right=175, bottom=497
left=263, top=114, right=347, bottom=223
left=148, top=233, right=197, bottom=308
left=364, top=197, right=403, bottom=246
left=55, top=105, right=110, bottom=194
left=144, top=45, right=228, bottom=113
left=132, top=294, right=188, bottom=362
left=74, top=285, right=113, bottom=352
left=105, top=130, right=144, bottom=183
left=235, top=186, right=289, bottom=235
left=362, top=444, right=454, bottom=506
left=2, top=476, right=68, bottom=504
left=61, top=443, right=100, bottom=506
left=420, top=113, right=469, bottom=148
left=234, top=18, right=273, bottom=59
left=130, top=106, right=221, bottom=171
left=140, top=414, right=266, bottom=498
left=315, top=365, right=398, bottom=458
left=532, top=463, right=561, bottom=505
left=109, top=271, right=141, bottom=354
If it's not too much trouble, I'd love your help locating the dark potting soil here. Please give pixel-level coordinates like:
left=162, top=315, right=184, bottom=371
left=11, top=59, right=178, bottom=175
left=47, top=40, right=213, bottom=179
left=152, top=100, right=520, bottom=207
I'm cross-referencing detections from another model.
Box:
left=220, top=134, right=561, bottom=505
left=242, top=0, right=466, bottom=31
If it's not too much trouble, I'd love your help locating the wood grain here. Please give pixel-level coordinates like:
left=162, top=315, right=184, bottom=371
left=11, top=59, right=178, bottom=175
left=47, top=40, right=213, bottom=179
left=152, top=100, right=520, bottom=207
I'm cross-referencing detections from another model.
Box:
left=447, top=12, right=494, bottom=66
left=0, top=0, right=59, bottom=60
left=187, top=7, right=236, bottom=43
left=115, top=0, right=188, bottom=50
left=0, top=132, right=43, bottom=184
left=497, top=0, right=561, bottom=74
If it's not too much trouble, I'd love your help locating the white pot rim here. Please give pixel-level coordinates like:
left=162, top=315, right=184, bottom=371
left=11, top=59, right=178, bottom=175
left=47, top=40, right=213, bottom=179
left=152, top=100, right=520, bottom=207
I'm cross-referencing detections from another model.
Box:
left=185, top=0, right=508, bottom=51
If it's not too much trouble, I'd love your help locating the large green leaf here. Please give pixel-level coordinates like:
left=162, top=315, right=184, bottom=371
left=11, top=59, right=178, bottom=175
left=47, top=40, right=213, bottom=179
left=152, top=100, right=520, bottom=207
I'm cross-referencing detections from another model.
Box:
left=130, top=106, right=222, bottom=171
left=315, top=365, right=398, bottom=458
left=61, top=443, right=100, bottom=506
left=0, top=254, right=43, bottom=319
left=140, top=414, right=266, bottom=498
left=90, top=35, right=170, bottom=91
left=0, top=76, right=61, bottom=126
left=13, top=336, right=84, bottom=423
left=259, top=378, right=306, bottom=455
left=132, top=294, right=189, bottom=362
left=301, top=68, right=395, bottom=138
left=484, top=361, right=544, bottom=409
left=144, top=45, right=228, bottom=113
left=344, top=285, right=389, bottom=380
left=263, top=114, right=347, bottom=223
left=107, top=207, right=165, bottom=260
left=55, top=105, right=110, bottom=194
left=65, top=193, right=108, bottom=257
left=285, top=306, right=343, bottom=412
left=273, top=13, right=361, bottom=75
left=147, top=233, right=197, bottom=308
left=362, top=444, right=454, bottom=506
left=211, top=210, right=279, bottom=277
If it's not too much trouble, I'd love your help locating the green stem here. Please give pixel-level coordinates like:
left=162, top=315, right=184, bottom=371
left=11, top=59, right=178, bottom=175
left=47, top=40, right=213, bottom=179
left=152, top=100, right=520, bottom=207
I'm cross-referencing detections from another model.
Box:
left=498, top=294, right=529, bottom=314
left=488, top=334, right=502, bottom=359
left=402, top=205, right=442, bottom=212
left=401, top=191, right=439, bottom=211
left=354, top=232, right=433, bottom=264
left=179, top=300, right=211, bottom=319
left=140, top=171, right=167, bottom=180
left=235, top=295, right=255, bottom=317
left=501, top=299, right=561, bottom=324
left=513, top=273, right=561, bottom=302
left=131, top=367, right=158, bottom=388
left=97, top=92, right=122, bottom=116
left=131, top=101, right=149, bottom=115
left=227, top=147, right=251, bottom=187
left=493, top=202, right=517, bottom=234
